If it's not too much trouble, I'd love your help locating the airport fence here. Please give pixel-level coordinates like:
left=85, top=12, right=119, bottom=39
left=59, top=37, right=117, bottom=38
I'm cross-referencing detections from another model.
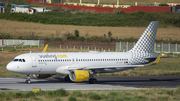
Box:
left=116, top=42, right=180, bottom=53
left=1, top=39, right=180, bottom=53
left=44, top=40, right=116, bottom=51
left=44, top=40, right=180, bottom=53
left=0, top=39, right=44, bottom=46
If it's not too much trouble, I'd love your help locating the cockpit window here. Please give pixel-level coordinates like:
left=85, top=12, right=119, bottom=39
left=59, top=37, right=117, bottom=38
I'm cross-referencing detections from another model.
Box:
left=13, top=59, right=18, bottom=61
left=22, top=59, right=25, bottom=62
left=19, top=59, right=22, bottom=62
left=13, top=59, right=26, bottom=62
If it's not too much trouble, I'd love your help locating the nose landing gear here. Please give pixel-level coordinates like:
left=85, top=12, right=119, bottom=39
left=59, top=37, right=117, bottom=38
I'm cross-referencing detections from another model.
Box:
left=25, top=74, right=31, bottom=84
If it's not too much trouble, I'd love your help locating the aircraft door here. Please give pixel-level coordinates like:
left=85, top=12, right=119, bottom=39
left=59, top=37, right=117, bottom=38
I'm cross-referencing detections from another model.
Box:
left=31, top=56, right=37, bottom=67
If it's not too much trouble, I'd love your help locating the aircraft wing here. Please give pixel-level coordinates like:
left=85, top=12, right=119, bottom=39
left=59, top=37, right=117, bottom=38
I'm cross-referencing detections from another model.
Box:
left=68, top=64, right=145, bottom=70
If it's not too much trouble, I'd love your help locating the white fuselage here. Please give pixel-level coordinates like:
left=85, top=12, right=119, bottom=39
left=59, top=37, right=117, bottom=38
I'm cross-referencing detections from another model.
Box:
left=6, top=52, right=132, bottom=74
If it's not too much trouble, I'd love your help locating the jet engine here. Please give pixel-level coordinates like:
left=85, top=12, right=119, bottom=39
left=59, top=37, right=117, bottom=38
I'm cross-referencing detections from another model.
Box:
left=69, top=70, right=89, bottom=82
left=33, top=74, right=52, bottom=78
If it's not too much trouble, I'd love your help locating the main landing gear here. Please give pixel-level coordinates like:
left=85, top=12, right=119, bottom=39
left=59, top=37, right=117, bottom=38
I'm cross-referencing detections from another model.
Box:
left=64, top=75, right=72, bottom=82
left=89, top=70, right=97, bottom=84
left=89, top=78, right=97, bottom=84
left=25, top=74, right=31, bottom=84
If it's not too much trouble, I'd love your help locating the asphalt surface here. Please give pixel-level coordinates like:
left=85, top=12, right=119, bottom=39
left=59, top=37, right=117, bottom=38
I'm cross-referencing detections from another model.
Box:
left=0, top=76, right=180, bottom=91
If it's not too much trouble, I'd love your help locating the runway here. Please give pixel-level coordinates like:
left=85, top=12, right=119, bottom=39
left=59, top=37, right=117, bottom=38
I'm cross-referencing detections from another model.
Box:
left=0, top=76, right=180, bottom=91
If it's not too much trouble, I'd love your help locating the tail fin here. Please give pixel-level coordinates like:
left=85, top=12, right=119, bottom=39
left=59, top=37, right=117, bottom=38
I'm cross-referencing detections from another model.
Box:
left=129, top=21, right=159, bottom=53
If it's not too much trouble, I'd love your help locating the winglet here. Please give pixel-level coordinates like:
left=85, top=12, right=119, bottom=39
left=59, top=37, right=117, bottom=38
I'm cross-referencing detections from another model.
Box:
left=42, top=44, right=48, bottom=53
left=154, top=52, right=163, bottom=64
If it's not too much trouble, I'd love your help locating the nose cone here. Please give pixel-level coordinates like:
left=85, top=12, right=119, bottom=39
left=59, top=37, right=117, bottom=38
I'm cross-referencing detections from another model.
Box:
left=6, top=62, right=14, bottom=72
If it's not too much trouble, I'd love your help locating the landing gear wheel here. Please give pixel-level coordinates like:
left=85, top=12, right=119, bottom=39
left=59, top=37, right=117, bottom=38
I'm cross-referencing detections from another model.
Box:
left=89, top=78, right=97, bottom=84
left=64, top=75, right=72, bottom=82
left=25, top=74, right=31, bottom=84
left=25, top=80, right=31, bottom=84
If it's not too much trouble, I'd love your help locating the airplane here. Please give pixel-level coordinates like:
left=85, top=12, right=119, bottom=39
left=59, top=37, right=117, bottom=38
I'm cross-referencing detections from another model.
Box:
left=6, top=21, right=162, bottom=84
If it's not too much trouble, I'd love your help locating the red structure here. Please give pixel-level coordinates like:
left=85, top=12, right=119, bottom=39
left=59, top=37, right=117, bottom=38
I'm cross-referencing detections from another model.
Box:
left=28, top=0, right=171, bottom=13
left=2, top=39, right=3, bottom=45
left=44, top=40, right=116, bottom=51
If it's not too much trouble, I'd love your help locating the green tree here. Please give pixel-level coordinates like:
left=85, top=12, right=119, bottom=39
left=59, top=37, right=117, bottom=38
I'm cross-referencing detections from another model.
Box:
left=159, top=3, right=169, bottom=6
left=108, top=31, right=112, bottom=37
left=74, top=30, right=79, bottom=37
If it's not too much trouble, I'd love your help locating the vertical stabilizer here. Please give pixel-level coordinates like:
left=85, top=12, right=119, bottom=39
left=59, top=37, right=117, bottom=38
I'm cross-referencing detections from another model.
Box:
left=129, top=21, right=159, bottom=53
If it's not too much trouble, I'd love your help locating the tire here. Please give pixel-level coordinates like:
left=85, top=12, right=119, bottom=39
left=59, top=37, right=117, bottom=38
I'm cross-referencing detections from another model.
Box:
left=92, top=78, right=97, bottom=84
left=89, top=78, right=93, bottom=84
left=89, top=78, right=97, bottom=84
left=27, top=80, right=31, bottom=84
left=25, top=80, right=31, bottom=84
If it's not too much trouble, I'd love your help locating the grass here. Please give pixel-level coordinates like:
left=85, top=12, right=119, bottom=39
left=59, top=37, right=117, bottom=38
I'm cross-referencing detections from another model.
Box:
left=0, top=19, right=180, bottom=42
left=1, top=88, right=180, bottom=101
left=0, top=47, right=180, bottom=77
left=1, top=11, right=180, bottom=28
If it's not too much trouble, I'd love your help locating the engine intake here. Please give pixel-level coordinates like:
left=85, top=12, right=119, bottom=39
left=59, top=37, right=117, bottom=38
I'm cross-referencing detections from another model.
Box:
left=69, top=70, right=89, bottom=82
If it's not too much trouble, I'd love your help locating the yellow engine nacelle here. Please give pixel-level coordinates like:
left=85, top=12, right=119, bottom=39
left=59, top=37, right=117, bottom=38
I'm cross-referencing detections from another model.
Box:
left=69, top=70, right=89, bottom=82
left=33, top=74, right=52, bottom=78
